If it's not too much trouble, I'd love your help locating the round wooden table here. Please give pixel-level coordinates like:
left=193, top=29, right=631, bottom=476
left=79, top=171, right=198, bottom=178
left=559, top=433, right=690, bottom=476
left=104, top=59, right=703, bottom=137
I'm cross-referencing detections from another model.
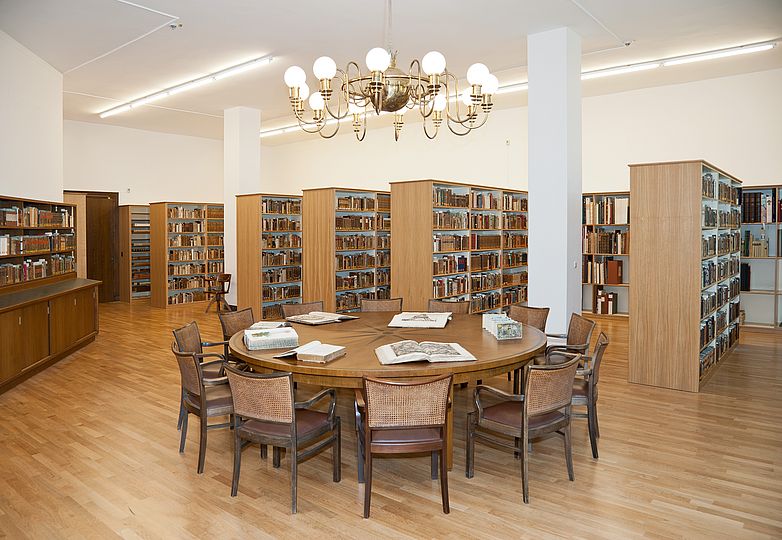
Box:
left=229, top=312, right=547, bottom=467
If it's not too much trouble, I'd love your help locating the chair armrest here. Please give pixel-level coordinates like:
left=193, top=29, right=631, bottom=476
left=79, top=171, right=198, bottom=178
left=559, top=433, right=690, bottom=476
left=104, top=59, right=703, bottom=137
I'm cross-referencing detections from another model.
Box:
left=296, top=388, right=337, bottom=420
left=203, top=376, right=228, bottom=386
left=576, top=367, right=592, bottom=378
left=199, top=358, right=225, bottom=368
left=195, top=352, right=226, bottom=363
left=545, top=333, right=568, bottom=339
left=474, top=385, right=524, bottom=403
left=354, top=389, right=365, bottom=409
left=545, top=342, right=588, bottom=355
left=202, top=340, right=228, bottom=349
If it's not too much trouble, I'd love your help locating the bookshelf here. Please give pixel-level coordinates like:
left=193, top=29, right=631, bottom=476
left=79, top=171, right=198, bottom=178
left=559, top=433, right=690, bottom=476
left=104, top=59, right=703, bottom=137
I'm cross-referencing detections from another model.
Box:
left=629, top=160, right=741, bottom=392
left=302, top=188, right=391, bottom=313
left=237, top=193, right=303, bottom=320
left=739, top=185, right=781, bottom=329
left=119, top=205, right=150, bottom=302
left=150, top=202, right=224, bottom=308
left=390, top=180, right=528, bottom=313
left=582, top=192, right=630, bottom=317
left=0, top=195, right=77, bottom=292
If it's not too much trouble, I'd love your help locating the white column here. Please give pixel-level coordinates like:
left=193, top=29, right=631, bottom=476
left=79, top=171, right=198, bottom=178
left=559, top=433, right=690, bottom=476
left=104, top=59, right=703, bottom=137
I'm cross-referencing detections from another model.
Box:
left=224, top=106, right=261, bottom=305
left=527, top=28, right=582, bottom=334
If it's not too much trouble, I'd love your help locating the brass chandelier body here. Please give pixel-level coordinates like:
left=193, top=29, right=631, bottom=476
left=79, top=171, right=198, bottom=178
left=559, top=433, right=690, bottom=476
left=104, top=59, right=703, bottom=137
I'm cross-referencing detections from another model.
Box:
left=284, top=49, right=499, bottom=141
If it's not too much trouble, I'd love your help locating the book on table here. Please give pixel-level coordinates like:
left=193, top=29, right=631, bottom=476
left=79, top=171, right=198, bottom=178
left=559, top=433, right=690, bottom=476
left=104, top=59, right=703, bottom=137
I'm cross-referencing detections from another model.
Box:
left=286, top=311, right=359, bottom=325
left=375, top=340, right=476, bottom=365
left=273, top=340, right=347, bottom=363
left=243, top=327, right=299, bottom=350
left=249, top=321, right=290, bottom=330
left=387, top=312, right=452, bottom=328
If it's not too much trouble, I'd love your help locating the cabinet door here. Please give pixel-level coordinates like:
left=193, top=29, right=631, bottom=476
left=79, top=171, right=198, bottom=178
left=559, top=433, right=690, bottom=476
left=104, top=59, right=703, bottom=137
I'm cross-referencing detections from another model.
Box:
left=0, top=303, right=49, bottom=383
left=49, top=287, right=97, bottom=356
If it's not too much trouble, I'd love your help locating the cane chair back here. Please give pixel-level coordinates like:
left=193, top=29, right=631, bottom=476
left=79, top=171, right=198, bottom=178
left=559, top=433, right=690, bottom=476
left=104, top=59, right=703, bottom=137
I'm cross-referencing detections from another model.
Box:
left=173, top=321, right=203, bottom=354
left=427, top=299, right=470, bottom=314
left=219, top=308, right=255, bottom=340
left=172, top=344, right=202, bottom=397
left=508, top=305, right=549, bottom=332
left=566, top=313, right=596, bottom=347
left=212, top=273, right=231, bottom=293
left=225, top=369, right=294, bottom=424
left=360, top=297, right=403, bottom=312
left=524, top=357, right=580, bottom=417
left=282, top=301, right=324, bottom=318
left=364, top=375, right=451, bottom=428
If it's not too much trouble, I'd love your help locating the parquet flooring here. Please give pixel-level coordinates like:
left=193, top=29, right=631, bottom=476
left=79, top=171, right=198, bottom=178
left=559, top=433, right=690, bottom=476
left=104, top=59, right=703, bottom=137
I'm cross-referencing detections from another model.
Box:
left=0, top=302, right=780, bottom=539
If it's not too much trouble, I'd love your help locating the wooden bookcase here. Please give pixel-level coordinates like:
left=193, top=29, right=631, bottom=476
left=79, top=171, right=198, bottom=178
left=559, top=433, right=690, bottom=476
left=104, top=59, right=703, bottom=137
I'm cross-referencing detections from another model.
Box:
left=302, top=188, right=391, bottom=313
left=629, top=160, right=741, bottom=392
left=390, top=180, right=528, bottom=313
left=119, top=205, right=150, bottom=302
left=150, top=202, right=224, bottom=308
left=738, top=185, right=781, bottom=329
left=237, top=193, right=303, bottom=320
left=582, top=192, right=630, bottom=317
left=0, top=195, right=77, bottom=292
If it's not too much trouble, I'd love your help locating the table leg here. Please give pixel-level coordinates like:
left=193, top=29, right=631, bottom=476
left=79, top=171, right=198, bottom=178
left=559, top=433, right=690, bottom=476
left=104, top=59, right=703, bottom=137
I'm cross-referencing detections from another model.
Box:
left=447, top=400, right=453, bottom=470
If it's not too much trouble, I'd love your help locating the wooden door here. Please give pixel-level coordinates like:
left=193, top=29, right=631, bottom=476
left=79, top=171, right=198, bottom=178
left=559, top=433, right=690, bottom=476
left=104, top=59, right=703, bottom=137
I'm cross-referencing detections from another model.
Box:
left=49, top=288, right=97, bottom=356
left=0, top=303, right=50, bottom=383
left=86, top=193, right=119, bottom=302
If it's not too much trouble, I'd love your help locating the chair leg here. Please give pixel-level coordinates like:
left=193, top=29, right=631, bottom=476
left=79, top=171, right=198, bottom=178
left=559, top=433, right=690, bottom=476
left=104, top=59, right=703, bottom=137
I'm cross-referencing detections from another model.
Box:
left=177, top=390, right=185, bottom=430
left=439, top=448, right=450, bottom=514
left=465, top=412, right=475, bottom=478
left=587, top=401, right=599, bottom=459
left=290, top=446, right=298, bottom=514
left=564, top=422, right=575, bottom=481
left=521, top=431, right=529, bottom=504
left=593, top=402, right=600, bottom=438
left=197, top=415, right=208, bottom=474
left=260, top=445, right=267, bottom=459
left=231, top=433, right=242, bottom=496
left=204, top=297, right=214, bottom=313
left=363, top=445, right=372, bottom=518
left=179, top=411, right=189, bottom=453
left=333, top=418, right=341, bottom=482
left=355, top=404, right=365, bottom=484
left=431, top=451, right=438, bottom=480
left=273, top=446, right=281, bottom=468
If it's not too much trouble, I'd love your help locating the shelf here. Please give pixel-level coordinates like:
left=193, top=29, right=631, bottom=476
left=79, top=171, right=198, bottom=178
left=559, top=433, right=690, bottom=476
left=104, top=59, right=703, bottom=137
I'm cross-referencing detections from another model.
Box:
left=583, top=253, right=629, bottom=257
left=740, top=290, right=775, bottom=296
left=583, top=282, right=629, bottom=287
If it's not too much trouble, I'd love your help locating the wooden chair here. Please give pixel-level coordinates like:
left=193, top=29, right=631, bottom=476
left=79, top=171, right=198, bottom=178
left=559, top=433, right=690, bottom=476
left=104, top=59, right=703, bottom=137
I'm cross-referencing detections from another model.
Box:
left=224, top=366, right=341, bottom=514
left=573, top=332, right=609, bottom=458
left=282, top=301, right=324, bottom=318
left=360, top=297, right=403, bottom=312
left=356, top=374, right=452, bottom=518
left=507, top=305, right=550, bottom=388
left=218, top=307, right=255, bottom=360
left=205, top=273, right=231, bottom=313
left=428, top=299, right=470, bottom=314
left=172, top=343, right=233, bottom=474
left=466, top=355, right=580, bottom=503
left=537, top=312, right=596, bottom=365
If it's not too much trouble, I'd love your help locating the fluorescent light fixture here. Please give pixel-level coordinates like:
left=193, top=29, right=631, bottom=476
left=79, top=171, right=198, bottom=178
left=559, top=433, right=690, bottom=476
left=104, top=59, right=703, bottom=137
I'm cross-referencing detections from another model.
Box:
left=662, top=42, right=776, bottom=67
left=496, top=82, right=528, bottom=95
left=581, top=62, right=660, bottom=80
left=99, top=55, right=273, bottom=118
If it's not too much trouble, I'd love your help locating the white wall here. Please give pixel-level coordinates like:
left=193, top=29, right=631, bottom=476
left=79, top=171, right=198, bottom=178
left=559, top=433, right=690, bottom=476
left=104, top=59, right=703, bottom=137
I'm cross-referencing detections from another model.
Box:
left=0, top=31, right=63, bottom=201
left=64, top=120, right=223, bottom=205
left=263, top=68, right=782, bottom=192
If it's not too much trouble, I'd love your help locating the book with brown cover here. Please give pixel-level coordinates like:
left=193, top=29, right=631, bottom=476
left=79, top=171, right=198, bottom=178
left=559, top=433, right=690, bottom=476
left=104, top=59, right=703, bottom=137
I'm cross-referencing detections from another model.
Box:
left=606, top=260, right=623, bottom=285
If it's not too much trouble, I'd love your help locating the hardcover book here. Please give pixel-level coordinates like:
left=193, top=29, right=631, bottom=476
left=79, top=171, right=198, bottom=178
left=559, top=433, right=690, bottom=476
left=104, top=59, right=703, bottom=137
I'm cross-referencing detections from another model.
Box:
left=375, top=340, right=476, bottom=365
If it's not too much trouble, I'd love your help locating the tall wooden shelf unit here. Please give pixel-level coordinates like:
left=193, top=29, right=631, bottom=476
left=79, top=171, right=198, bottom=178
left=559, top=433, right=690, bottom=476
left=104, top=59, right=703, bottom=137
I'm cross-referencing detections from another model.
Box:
left=119, top=205, right=150, bottom=302
left=150, top=202, right=224, bottom=308
left=237, top=193, right=303, bottom=320
left=302, top=188, right=391, bottom=313
left=390, top=180, right=528, bottom=313
left=629, top=161, right=741, bottom=392
left=582, top=192, right=630, bottom=316
left=738, top=185, right=782, bottom=328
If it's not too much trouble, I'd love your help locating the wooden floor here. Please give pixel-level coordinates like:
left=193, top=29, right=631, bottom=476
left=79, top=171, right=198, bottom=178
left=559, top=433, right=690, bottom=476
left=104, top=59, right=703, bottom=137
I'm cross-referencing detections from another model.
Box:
left=0, top=302, right=780, bottom=539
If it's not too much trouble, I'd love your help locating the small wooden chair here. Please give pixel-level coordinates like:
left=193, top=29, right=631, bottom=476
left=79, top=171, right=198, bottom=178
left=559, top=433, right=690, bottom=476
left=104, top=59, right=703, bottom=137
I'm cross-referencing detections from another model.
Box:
left=224, top=366, right=341, bottom=514
left=356, top=374, right=452, bottom=518
left=507, top=305, right=550, bottom=388
left=360, top=297, right=403, bottom=312
left=428, top=299, right=470, bottom=314
left=282, top=301, right=324, bottom=318
left=205, top=273, right=231, bottom=313
left=540, top=313, right=596, bottom=365
left=218, top=307, right=255, bottom=360
left=466, top=355, right=580, bottom=503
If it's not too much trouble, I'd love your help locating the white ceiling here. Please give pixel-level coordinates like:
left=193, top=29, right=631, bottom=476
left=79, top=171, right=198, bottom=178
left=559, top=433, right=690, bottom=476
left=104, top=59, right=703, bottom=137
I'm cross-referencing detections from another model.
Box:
left=1, top=0, right=781, bottom=143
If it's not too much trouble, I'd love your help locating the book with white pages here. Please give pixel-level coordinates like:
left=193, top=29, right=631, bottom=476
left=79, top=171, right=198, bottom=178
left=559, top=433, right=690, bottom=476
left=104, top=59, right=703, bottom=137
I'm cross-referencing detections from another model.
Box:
left=243, top=327, right=299, bottom=350
left=249, top=321, right=290, bottom=330
left=286, top=311, right=359, bottom=325
left=375, top=340, right=476, bottom=365
left=387, top=312, right=452, bottom=329
left=274, top=341, right=347, bottom=363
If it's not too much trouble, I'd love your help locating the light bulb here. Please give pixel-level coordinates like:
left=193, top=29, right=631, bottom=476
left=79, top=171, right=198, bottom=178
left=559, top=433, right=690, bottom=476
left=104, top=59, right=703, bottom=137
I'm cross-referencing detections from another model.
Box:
left=308, top=92, right=325, bottom=111
left=466, top=63, right=490, bottom=86
left=433, top=94, right=447, bottom=111
left=313, top=56, right=337, bottom=80
left=422, top=51, right=446, bottom=75
left=461, top=90, right=472, bottom=106
left=284, top=66, right=306, bottom=88
left=482, top=74, right=499, bottom=95
left=365, top=47, right=391, bottom=72
left=348, top=102, right=363, bottom=114
left=299, top=82, right=310, bottom=100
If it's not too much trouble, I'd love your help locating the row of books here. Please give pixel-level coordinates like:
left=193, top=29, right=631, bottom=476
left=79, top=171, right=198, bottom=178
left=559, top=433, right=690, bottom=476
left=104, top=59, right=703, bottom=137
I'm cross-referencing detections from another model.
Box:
left=503, top=195, right=527, bottom=212
left=504, top=214, right=527, bottom=229
left=717, top=182, right=739, bottom=205
left=433, top=254, right=468, bottom=275
left=207, top=235, right=223, bottom=246
left=262, top=250, right=302, bottom=266
left=336, top=196, right=375, bottom=211
left=702, top=172, right=716, bottom=199
left=582, top=230, right=629, bottom=255
left=718, top=231, right=741, bottom=255
left=702, top=205, right=718, bottom=228
left=700, top=316, right=715, bottom=349
left=262, top=199, right=301, bottom=214
left=433, top=187, right=470, bottom=208
left=741, top=191, right=776, bottom=223
left=470, top=213, right=501, bottom=230
left=433, top=275, right=468, bottom=298
left=0, top=233, right=75, bottom=256
left=378, top=216, right=391, bottom=230
left=719, top=209, right=740, bottom=229
left=0, top=206, right=74, bottom=228
left=0, top=255, right=75, bottom=286
left=471, top=192, right=500, bottom=210
left=504, top=251, right=527, bottom=267
left=433, top=210, right=468, bottom=230
left=701, top=289, right=717, bottom=318
left=169, top=221, right=203, bottom=233
left=433, top=234, right=470, bottom=252
left=263, top=233, right=302, bottom=249
left=336, top=271, right=375, bottom=291
left=703, top=261, right=716, bottom=288
left=470, top=272, right=502, bottom=292
left=503, top=233, right=527, bottom=249
left=583, top=259, right=623, bottom=285
left=263, top=267, right=302, bottom=284
left=207, top=221, right=223, bottom=232
left=471, top=252, right=501, bottom=271
left=595, top=290, right=618, bottom=314
left=207, top=261, right=224, bottom=273
left=167, top=207, right=205, bottom=219
left=502, top=271, right=527, bottom=286
left=335, top=234, right=390, bottom=250
left=471, top=234, right=501, bottom=250
left=168, top=290, right=206, bottom=304
left=169, top=263, right=205, bottom=275
left=377, top=195, right=391, bottom=212
left=262, top=301, right=299, bottom=319
left=169, top=276, right=206, bottom=290
left=716, top=256, right=740, bottom=281
left=169, top=234, right=203, bottom=247
left=335, top=215, right=375, bottom=230
left=741, top=231, right=769, bottom=257
left=502, top=286, right=527, bottom=306
left=206, top=248, right=224, bottom=259
left=169, top=248, right=204, bottom=262
left=263, top=217, right=301, bottom=232
left=583, top=197, right=629, bottom=225
left=376, top=268, right=391, bottom=286
left=207, top=207, right=223, bottom=219
left=336, top=287, right=390, bottom=311
left=470, top=291, right=502, bottom=312
left=263, top=284, right=301, bottom=301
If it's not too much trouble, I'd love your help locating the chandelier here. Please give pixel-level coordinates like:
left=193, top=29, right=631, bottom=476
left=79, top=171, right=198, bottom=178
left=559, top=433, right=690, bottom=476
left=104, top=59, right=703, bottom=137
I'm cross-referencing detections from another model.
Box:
left=282, top=3, right=498, bottom=141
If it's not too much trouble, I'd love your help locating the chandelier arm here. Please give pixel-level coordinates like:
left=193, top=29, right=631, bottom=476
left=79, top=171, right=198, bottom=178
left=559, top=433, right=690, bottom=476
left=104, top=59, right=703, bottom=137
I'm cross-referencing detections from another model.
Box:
left=355, top=114, right=367, bottom=141
left=317, top=121, right=341, bottom=139
left=422, top=120, right=439, bottom=140
left=295, top=116, right=328, bottom=134
left=443, top=71, right=470, bottom=124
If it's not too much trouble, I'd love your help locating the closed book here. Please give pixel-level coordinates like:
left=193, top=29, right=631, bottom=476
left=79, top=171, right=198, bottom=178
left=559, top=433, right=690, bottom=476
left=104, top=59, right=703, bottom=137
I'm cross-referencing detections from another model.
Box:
left=606, top=260, right=623, bottom=285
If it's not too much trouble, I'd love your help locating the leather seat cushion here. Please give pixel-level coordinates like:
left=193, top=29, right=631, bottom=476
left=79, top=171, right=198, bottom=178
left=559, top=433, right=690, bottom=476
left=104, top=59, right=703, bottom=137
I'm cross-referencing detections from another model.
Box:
left=185, top=383, right=233, bottom=416
left=572, top=379, right=588, bottom=398
left=241, top=409, right=328, bottom=438
left=371, top=427, right=441, bottom=444
left=202, top=363, right=223, bottom=378
left=482, top=401, right=565, bottom=429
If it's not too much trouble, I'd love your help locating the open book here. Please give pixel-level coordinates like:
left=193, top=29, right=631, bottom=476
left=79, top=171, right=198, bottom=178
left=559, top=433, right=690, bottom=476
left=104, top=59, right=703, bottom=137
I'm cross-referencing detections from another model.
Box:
left=387, top=312, right=452, bottom=329
left=375, top=340, right=476, bottom=365
left=286, top=311, right=359, bottom=325
left=273, top=340, right=347, bottom=363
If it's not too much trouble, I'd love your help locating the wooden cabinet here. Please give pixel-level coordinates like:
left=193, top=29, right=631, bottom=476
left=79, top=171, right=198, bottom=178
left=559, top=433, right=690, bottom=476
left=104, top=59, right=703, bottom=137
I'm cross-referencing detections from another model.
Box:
left=49, top=287, right=97, bottom=356
left=0, top=303, right=49, bottom=381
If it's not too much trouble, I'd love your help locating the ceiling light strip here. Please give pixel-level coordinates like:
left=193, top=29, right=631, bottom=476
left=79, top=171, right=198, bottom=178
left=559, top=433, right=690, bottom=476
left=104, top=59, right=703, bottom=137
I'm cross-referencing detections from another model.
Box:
left=662, top=42, right=776, bottom=67
left=99, top=55, right=274, bottom=118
